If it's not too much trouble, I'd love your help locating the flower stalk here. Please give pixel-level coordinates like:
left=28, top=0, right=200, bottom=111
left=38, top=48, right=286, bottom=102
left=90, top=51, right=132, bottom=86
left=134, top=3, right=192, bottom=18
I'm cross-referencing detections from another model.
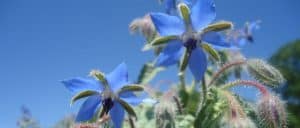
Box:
left=208, top=60, right=246, bottom=86
left=221, top=80, right=269, bottom=96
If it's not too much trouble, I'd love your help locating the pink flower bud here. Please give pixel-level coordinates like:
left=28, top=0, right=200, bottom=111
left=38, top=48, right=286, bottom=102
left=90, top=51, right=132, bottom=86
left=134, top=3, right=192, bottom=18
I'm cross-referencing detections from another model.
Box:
left=257, top=94, right=287, bottom=128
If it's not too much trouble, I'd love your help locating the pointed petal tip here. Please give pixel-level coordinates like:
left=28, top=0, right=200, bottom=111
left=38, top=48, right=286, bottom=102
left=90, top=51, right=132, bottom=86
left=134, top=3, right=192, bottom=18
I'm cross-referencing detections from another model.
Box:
left=149, top=13, right=185, bottom=36
left=107, top=62, right=130, bottom=93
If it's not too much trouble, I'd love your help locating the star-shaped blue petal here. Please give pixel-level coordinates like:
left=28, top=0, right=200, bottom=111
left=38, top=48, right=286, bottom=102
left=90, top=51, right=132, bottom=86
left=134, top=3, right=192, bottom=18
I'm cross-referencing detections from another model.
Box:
left=62, top=63, right=145, bottom=128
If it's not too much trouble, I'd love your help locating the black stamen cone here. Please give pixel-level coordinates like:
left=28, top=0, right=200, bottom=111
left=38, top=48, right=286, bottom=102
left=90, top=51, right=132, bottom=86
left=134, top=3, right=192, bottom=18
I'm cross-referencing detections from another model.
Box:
left=184, top=38, right=197, bottom=51
left=100, top=98, right=114, bottom=117
left=246, top=35, right=254, bottom=42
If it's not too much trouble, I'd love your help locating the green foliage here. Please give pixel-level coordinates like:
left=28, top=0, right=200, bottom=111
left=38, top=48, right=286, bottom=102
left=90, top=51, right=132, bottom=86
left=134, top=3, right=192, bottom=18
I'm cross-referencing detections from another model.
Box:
left=194, top=88, right=227, bottom=128
left=269, top=39, right=300, bottom=128
left=183, top=84, right=201, bottom=115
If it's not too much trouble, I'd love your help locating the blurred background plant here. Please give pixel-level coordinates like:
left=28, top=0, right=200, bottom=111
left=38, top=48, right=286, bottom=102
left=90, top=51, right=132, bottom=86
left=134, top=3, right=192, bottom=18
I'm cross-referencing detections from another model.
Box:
left=270, top=40, right=300, bottom=128
left=17, top=106, right=40, bottom=128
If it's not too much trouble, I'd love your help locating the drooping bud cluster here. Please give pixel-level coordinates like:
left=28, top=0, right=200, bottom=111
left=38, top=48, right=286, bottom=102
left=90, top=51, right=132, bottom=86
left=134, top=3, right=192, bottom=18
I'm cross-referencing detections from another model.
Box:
left=129, top=14, right=157, bottom=42
left=257, top=94, right=287, bottom=128
left=246, top=59, right=285, bottom=87
left=220, top=91, right=256, bottom=128
left=154, top=89, right=178, bottom=128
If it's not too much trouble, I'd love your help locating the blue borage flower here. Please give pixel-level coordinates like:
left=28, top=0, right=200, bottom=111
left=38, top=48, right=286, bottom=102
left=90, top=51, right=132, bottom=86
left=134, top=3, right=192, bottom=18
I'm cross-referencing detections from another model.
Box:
left=228, top=21, right=260, bottom=47
left=150, top=0, right=234, bottom=81
left=62, top=63, right=145, bottom=128
left=244, top=21, right=260, bottom=41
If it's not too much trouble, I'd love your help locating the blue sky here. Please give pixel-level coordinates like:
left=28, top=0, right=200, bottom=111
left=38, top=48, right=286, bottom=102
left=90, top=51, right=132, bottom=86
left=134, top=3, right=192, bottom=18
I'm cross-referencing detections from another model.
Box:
left=0, top=0, right=299, bottom=127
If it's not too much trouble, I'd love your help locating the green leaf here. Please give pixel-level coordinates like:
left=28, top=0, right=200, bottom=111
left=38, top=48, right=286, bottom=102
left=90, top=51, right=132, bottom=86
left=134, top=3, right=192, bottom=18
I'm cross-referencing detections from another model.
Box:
left=117, top=98, right=137, bottom=118
left=118, top=85, right=144, bottom=94
left=137, top=63, right=164, bottom=84
left=202, top=21, right=233, bottom=33
left=71, top=90, right=99, bottom=105
left=178, top=3, right=191, bottom=25
left=201, top=43, right=220, bottom=62
left=179, top=49, right=190, bottom=73
left=150, top=35, right=178, bottom=46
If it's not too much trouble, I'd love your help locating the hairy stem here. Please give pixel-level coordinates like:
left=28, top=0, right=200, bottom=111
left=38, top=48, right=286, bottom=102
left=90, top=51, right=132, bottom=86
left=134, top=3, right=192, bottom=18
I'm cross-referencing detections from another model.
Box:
left=128, top=117, right=136, bottom=128
left=178, top=71, right=186, bottom=90
left=222, top=80, right=269, bottom=96
left=201, top=76, right=207, bottom=106
left=173, top=96, right=183, bottom=114
left=208, top=60, right=246, bottom=86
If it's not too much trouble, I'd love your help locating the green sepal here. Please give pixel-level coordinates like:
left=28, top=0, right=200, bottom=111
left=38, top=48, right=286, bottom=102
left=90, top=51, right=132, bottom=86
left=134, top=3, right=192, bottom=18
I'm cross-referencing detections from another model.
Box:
left=194, top=88, right=228, bottom=128
left=202, top=21, right=233, bottom=33
left=70, top=90, right=99, bottom=105
left=201, top=43, right=220, bottom=62
left=118, top=85, right=144, bottom=94
left=185, top=85, right=201, bottom=115
left=90, top=70, right=109, bottom=88
left=179, top=49, right=190, bottom=73
left=150, top=35, right=178, bottom=46
left=117, top=98, right=137, bottom=119
left=178, top=3, right=191, bottom=26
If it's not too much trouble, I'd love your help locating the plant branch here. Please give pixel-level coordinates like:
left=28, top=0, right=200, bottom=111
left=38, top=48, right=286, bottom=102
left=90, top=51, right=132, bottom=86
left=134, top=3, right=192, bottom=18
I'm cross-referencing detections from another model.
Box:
left=208, top=60, right=246, bottom=86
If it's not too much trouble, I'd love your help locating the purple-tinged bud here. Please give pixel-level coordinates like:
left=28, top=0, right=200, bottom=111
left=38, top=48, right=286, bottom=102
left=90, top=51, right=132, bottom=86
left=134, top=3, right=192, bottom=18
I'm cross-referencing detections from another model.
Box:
left=74, top=123, right=99, bottom=128
left=221, top=90, right=257, bottom=128
left=257, top=94, right=287, bottom=128
left=220, top=117, right=256, bottom=128
left=154, top=89, right=178, bottom=128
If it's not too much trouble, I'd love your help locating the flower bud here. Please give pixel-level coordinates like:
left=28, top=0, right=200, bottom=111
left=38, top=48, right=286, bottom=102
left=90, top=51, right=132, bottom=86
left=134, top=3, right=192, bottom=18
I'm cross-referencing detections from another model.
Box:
left=154, top=89, right=178, bottom=128
left=246, top=59, right=285, bottom=87
left=257, top=94, right=287, bottom=128
left=129, top=14, right=157, bottom=41
left=220, top=91, right=256, bottom=128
